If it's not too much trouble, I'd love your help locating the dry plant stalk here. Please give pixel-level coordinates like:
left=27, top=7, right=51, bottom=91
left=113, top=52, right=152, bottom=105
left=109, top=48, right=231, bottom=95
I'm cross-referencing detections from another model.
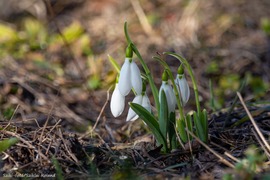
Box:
left=130, top=0, right=153, bottom=36
left=237, top=92, right=270, bottom=154
left=186, top=128, right=235, bottom=168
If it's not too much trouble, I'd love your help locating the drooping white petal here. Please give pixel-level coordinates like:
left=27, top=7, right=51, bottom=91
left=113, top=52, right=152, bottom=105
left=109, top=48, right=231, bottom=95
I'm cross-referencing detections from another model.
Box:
left=126, top=95, right=143, bottom=121
left=142, top=94, right=151, bottom=113
left=110, top=84, right=125, bottom=117
left=130, top=113, right=139, bottom=121
left=130, top=60, right=142, bottom=95
left=118, top=58, right=132, bottom=96
left=175, top=78, right=182, bottom=104
left=176, top=74, right=190, bottom=106
left=159, top=81, right=176, bottom=113
left=165, top=84, right=176, bottom=113
left=179, top=75, right=190, bottom=105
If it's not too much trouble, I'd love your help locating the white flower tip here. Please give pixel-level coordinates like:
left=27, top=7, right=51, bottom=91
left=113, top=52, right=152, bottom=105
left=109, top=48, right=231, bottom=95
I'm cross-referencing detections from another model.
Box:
left=126, top=109, right=138, bottom=121
left=111, top=109, right=122, bottom=118
left=110, top=84, right=125, bottom=117
left=127, top=114, right=139, bottom=121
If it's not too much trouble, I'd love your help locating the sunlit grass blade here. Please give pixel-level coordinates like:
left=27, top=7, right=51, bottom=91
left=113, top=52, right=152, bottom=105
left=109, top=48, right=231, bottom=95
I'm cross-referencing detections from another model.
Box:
left=209, top=79, right=222, bottom=111
left=129, top=103, right=167, bottom=151
left=108, top=55, right=120, bottom=73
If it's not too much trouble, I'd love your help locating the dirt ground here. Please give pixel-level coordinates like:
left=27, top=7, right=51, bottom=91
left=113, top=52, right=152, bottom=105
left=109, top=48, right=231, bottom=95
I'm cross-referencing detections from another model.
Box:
left=0, top=0, right=270, bottom=179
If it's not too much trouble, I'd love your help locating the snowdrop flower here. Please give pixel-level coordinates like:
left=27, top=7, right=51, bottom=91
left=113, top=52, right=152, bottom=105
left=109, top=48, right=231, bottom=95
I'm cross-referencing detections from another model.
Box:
left=110, top=83, right=125, bottom=117
left=126, top=84, right=151, bottom=121
left=118, top=45, right=142, bottom=96
left=175, top=65, right=190, bottom=106
left=159, top=71, right=176, bottom=113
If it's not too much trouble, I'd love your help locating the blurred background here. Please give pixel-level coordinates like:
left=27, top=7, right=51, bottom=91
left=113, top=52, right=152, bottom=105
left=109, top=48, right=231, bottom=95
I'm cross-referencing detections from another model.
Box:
left=0, top=0, right=269, bottom=140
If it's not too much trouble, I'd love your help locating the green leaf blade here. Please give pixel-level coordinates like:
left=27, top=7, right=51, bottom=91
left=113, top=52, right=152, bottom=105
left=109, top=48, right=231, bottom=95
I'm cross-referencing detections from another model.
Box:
left=130, top=103, right=167, bottom=151
left=168, top=112, right=177, bottom=150
left=108, top=55, right=121, bottom=73
left=159, top=90, right=168, bottom=142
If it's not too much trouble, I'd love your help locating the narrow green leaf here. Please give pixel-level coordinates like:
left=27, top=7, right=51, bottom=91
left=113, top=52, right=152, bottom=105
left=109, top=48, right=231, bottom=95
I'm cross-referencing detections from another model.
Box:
left=224, top=77, right=247, bottom=128
left=177, top=118, right=188, bottom=143
left=168, top=112, right=177, bottom=150
left=108, top=55, right=120, bottom=73
left=202, top=109, right=208, bottom=132
left=0, top=137, right=19, bottom=153
left=202, top=109, right=208, bottom=143
left=130, top=103, right=167, bottom=151
left=209, top=79, right=217, bottom=111
left=159, top=90, right=168, bottom=141
left=193, top=109, right=208, bottom=143
left=193, top=112, right=206, bottom=143
left=52, top=156, right=64, bottom=180
left=186, top=114, right=193, bottom=141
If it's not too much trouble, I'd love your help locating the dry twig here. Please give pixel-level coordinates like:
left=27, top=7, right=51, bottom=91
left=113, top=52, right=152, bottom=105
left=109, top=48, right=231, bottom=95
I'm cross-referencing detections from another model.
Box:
left=237, top=92, right=270, bottom=154
left=186, top=128, right=235, bottom=168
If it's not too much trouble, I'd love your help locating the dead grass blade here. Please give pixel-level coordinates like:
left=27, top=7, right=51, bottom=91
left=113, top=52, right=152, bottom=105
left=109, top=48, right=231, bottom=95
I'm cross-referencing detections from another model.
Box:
left=79, top=87, right=111, bottom=140
left=237, top=92, right=270, bottom=154
left=186, top=128, right=235, bottom=168
left=2, top=130, right=49, bottom=161
left=130, top=0, right=153, bottom=36
left=210, top=141, right=240, bottom=163
left=39, top=91, right=59, bottom=145
left=2, top=104, right=20, bottom=131
left=251, top=128, right=270, bottom=160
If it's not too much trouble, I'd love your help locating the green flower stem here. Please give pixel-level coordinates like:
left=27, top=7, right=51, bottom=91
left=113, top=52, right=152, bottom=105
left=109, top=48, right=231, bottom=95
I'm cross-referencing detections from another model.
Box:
left=164, top=52, right=201, bottom=113
left=153, top=56, right=185, bottom=120
left=154, top=55, right=193, bottom=152
left=124, top=22, right=160, bottom=112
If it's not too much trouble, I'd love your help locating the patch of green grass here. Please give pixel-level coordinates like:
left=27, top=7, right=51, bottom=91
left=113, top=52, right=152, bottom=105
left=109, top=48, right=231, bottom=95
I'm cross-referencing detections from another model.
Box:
left=224, top=145, right=267, bottom=180
left=0, top=137, right=19, bottom=153
left=3, top=106, right=15, bottom=120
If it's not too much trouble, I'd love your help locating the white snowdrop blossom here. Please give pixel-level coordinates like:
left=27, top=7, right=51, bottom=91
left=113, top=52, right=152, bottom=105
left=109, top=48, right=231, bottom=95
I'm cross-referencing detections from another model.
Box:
left=126, top=93, right=151, bottom=121
left=110, top=83, right=125, bottom=117
left=175, top=74, right=190, bottom=106
left=159, top=81, right=176, bottom=113
left=118, top=58, right=142, bottom=96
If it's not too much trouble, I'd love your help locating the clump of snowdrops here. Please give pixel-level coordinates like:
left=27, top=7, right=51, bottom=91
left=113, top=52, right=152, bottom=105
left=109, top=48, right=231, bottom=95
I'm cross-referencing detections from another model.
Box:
left=109, top=22, right=208, bottom=152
